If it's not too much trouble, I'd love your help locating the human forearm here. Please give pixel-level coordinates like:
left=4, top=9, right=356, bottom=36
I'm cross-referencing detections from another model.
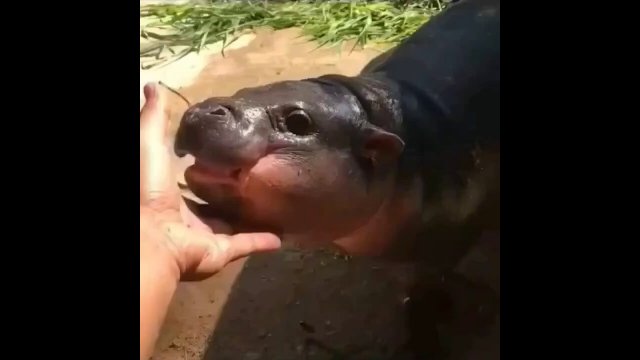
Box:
left=139, top=244, right=179, bottom=360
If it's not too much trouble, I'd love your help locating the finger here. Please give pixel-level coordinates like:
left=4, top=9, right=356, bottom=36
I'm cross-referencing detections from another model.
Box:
left=140, top=83, right=179, bottom=209
left=140, top=144, right=179, bottom=209
left=224, top=232, right=282, bottom=262
left=162, top=222, right=281, bottom=279
left=191, top=232, right=281, bottom=275
left=140, top=82, right=168, bottom=146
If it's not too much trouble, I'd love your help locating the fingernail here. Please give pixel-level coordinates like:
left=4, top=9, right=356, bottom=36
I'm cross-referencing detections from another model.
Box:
left=143, top=82, right=157, bottom=100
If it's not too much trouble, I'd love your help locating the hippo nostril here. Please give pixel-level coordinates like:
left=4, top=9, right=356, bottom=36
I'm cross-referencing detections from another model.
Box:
left=175, top=148, right=188, bottom=158
left=207, top=106, right=227, bottom=117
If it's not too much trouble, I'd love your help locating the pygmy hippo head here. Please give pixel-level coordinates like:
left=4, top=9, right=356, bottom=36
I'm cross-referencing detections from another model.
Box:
left=174, top=74, right=406, bottom=244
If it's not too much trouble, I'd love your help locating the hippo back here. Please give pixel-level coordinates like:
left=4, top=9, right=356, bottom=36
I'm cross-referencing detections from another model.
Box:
left=365, top=0, right=500, bottom=155
left=361, top=0, right=499, bottom=207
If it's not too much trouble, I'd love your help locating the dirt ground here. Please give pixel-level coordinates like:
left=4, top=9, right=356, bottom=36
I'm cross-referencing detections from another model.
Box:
left=141, top=27, right=500, bottom=360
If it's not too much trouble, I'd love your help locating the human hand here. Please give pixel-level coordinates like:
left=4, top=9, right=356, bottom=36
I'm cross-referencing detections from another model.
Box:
left=139, top=82, right=281, bottom=282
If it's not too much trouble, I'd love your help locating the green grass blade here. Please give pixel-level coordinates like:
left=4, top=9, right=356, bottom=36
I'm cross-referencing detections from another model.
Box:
left=140, top=0, right=444, bottom=69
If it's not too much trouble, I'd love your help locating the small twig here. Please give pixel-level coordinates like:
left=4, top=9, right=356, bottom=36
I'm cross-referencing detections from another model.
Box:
left=158, top=81, right=192, bottom=107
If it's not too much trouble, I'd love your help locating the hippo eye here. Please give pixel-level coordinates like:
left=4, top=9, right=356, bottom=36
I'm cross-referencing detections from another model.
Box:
left=284, top=110, right=313, bottom=136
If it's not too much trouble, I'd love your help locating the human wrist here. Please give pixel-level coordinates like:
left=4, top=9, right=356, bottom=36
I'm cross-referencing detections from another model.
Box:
left=140, top=234, right=181, bottom=285
left=140, top=207, right=184, bottom=283
left=139, top=237, right=180, bottom=360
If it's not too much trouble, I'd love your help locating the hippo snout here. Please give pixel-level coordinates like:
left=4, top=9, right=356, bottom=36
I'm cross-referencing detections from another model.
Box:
left=181, top=101, right=236, bottom=126
left=174, top=98, right=271, bottom=170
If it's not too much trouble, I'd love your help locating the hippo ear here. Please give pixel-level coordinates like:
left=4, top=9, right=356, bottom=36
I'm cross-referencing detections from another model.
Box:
left=360, top=125, right=405, bottom=167
left=315, top=74, right=405, bottom=166
left=315, top=74, right=400, bottom=131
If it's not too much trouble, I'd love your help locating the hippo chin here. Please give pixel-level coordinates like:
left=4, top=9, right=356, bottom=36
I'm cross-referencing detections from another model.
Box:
left=174, top=0, right=500, bottom=268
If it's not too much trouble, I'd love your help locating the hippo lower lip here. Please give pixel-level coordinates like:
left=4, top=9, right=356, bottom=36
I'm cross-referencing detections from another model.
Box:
left=185, top=159, right=243, bottom=186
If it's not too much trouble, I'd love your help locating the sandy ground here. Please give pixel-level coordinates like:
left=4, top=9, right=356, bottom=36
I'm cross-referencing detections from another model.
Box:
left=140, top=25, right=500, bottom=360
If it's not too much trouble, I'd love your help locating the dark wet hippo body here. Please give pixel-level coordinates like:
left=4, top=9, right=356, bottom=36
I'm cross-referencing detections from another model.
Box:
left=352, top=1, right=500, bottom=358
left=349, top=0, right=500, bottom=269
left=176, top=0, right=499, bottom=358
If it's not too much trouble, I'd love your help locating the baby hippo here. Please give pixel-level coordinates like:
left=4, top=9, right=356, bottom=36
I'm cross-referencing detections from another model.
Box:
left=175, top=0, right=500, bottom=268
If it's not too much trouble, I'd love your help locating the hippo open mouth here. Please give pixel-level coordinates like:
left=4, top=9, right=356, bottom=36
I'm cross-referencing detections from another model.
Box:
left=186, top=158, right=244, bottom=186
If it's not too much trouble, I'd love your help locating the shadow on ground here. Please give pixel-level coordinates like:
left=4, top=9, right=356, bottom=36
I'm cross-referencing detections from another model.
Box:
left=204, top=247, right=415, bottom=360
left=203, top=232, right=499, bottom=360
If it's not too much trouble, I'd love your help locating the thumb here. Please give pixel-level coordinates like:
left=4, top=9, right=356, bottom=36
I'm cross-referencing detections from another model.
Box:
left=192, top=232, right=282, bottom=277
left=224, top=232, right=283, bottom=262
